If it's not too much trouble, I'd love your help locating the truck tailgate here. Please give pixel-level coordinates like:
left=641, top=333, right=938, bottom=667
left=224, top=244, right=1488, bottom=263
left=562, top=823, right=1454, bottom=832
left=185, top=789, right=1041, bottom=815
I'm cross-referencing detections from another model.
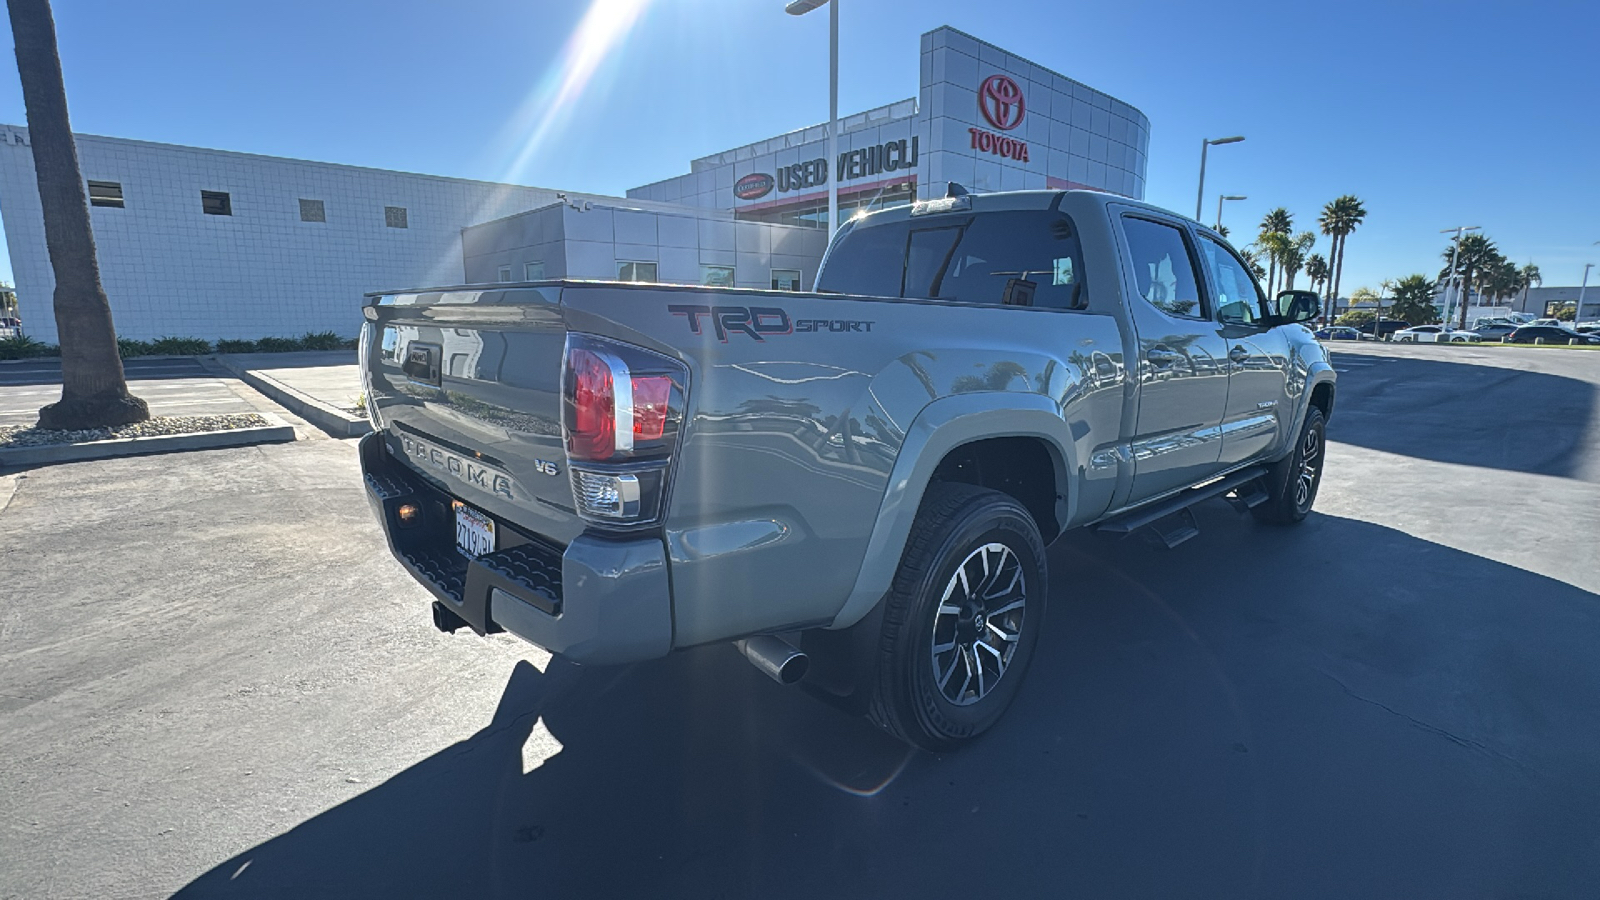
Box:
left=364, top=286, right=583, bottom=546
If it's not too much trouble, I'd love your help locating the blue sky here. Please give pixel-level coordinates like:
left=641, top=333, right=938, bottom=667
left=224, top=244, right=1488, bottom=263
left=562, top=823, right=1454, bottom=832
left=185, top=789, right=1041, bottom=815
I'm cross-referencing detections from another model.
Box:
left=0, top=0, right=1595, bottom=294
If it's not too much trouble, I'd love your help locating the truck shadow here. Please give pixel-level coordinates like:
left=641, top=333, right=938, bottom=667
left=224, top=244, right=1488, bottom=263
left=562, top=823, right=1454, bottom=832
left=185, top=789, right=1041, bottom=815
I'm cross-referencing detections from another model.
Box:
left=1326, top=354, right=1596, bottom=479
left=172, top=508, right=1600, bottom=899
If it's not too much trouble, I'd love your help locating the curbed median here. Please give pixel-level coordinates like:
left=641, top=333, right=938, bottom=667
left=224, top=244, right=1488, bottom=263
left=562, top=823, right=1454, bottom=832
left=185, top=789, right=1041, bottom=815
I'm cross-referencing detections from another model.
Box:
left=0, top=412, right=296, bottom=468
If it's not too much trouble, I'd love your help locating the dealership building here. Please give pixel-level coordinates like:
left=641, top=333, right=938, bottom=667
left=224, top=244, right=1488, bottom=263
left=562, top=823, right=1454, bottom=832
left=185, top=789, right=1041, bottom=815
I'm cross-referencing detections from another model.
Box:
left=0, top=26, right=1148, bottom=345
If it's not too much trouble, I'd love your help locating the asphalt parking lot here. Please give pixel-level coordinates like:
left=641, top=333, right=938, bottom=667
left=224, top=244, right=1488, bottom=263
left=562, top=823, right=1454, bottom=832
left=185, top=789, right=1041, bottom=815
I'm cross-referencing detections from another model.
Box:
left=2, top=343, right=1598, bottom=899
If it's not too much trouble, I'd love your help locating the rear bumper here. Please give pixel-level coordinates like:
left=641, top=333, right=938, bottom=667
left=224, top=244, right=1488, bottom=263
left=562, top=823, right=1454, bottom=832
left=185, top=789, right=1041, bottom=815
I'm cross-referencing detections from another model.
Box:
left=358, top=432, right=673, bottom=665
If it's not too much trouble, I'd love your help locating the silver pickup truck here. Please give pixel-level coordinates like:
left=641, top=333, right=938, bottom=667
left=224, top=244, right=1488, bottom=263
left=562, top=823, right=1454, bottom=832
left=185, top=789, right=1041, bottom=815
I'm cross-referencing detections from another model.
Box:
left=357, top=188, right=1335, bottom=749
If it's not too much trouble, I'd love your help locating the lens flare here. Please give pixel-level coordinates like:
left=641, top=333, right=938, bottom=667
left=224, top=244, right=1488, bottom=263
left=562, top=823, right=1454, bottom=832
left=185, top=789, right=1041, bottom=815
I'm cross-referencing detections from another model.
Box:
left=497, top=0, right=654, bottom=185
left=428, top=0, right=654, bottom=286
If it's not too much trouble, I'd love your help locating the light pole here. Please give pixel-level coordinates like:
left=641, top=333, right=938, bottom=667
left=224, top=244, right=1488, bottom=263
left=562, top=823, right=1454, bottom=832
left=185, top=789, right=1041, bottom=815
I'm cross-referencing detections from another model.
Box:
left=1195, top=136, right=1244, bottom=221
left=1375, top=277, right=1393, bottom=339
left=1441, top=225, right=1480, bottom=328
left=785, top=0, right=838, bottom=237
left=1578, top=263, right=1594, bottom=324
left=1215, top=194, right=1246, bottom=231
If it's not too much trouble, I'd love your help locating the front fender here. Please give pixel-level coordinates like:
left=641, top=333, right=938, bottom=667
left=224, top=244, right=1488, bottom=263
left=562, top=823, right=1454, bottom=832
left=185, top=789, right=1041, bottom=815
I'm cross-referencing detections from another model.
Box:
left=828, top=392, right=1079, bottom=630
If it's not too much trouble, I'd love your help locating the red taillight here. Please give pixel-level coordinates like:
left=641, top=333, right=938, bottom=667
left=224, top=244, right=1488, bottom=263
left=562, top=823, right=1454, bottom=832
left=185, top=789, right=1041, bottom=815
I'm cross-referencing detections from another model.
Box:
left=568, top=347, right=615, bottom=461
left=632, top=376, right=672, bottom=441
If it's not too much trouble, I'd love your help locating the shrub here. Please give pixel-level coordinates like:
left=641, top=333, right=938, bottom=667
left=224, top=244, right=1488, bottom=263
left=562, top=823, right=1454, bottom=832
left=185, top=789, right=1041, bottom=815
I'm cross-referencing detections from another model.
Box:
left=117, top=337, right=155, bottom=358
left=0, top=333, right=58, bottom=360
left=1336, top=310, right=1376, bottom=328
left=150, top=336, right=212, bottom=355
left=215, top=339, right=257, bottom=354
left=253, top=336, right=303, bottom=353
left=300, top=330, right=346, bottom=351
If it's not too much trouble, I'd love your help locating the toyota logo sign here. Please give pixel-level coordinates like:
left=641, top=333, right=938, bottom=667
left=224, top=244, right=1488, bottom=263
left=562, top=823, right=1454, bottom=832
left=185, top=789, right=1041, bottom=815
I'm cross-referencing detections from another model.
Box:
left=734, top=172, right=775, bottom=200
left=978, top=74, right=1025, bottom=131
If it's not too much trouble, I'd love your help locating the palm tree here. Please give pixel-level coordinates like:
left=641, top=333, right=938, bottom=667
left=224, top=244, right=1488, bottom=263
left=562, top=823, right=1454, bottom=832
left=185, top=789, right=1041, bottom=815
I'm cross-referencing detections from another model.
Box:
left=1318, top=195, right=1367, bottom=324
left=1257, top=231, right=1290, bottom=295
left=1437, top=233, right=1498, bottom=329
left=1258, top=208, right=1293, bottom=294
left=1305, top=253, right=1330, bottom=298
left=1390, top=274, right=1440, bottom=325
left=1518, top=262, right=1541, bottom=310
left=1239, top=248, right=1267, bottom=285
left=1280, top=232, right=1315, bottom=290
left=8, top=0, right=147, bottom=428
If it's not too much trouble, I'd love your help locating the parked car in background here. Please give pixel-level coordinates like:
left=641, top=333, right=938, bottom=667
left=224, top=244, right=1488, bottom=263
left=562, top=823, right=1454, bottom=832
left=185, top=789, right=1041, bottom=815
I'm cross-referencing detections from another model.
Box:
left=1529, top=318, right=1565, bottom=328
left=1506, top=325, right=1600, bottom=345
left=1393, top=325, right=1480, bottom=343
left=1314, top=326, right=1363, bottom=341
left=1472, top=323, right=1518, bottom=340
left=1358, top=319, right=1411, bottom=340
left=1573, top=324, right=1600, bottom=335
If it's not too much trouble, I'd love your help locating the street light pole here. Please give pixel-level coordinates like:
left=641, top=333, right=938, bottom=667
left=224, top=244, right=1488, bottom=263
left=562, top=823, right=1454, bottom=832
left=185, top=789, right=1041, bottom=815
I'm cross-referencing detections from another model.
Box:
left=1215, top=194, right=1246, bottom=230
left=1440, top=225, right=1479, bottom=327
left=1195, top=136, right=1244, bottom=221
left=1578, top=263, right=1594, bottom=324
left=785, top=0, right=839, bottom=237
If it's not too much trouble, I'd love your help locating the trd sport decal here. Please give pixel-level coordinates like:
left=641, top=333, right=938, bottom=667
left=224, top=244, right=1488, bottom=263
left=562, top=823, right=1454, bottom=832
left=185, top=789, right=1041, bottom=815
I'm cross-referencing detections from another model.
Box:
left=668, top=305, right=875, bottom=342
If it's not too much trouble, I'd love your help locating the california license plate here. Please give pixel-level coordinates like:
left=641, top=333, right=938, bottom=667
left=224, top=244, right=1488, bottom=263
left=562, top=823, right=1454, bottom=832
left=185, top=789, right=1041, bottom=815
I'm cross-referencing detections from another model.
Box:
left=453, top=501, right=496, bottom=558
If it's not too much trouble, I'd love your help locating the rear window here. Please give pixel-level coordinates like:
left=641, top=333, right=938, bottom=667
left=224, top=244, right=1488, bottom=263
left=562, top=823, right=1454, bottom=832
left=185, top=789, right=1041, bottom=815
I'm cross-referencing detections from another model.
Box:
left=816, top=210, right=1086, bottom=310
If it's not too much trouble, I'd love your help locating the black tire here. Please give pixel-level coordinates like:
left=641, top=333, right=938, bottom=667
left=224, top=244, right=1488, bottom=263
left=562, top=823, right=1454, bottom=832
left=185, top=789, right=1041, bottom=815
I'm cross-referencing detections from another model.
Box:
left=867, top=483, right=1047, bottom=751
left=1252, top=405, right=1327, bottom=526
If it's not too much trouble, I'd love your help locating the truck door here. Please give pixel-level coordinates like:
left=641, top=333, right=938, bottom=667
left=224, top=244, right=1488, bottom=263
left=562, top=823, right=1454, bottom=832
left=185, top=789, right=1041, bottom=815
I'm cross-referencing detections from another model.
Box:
left=1197, top=234, right=1291, bottom=466
left=1117, top=214, right=1231, bottom=503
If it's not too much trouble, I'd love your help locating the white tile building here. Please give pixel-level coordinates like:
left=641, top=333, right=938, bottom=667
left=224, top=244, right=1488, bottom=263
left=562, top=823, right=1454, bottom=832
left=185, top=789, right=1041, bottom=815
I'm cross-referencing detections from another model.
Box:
left=0, top=25, right=1147, bottom=345
left=628, top=26, right=1148, bottom=224
left=0, top=126, right=641, bottom=344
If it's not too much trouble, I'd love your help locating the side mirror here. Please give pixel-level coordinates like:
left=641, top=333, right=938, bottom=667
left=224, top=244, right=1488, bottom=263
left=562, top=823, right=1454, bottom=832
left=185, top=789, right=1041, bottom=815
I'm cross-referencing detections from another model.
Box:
left=1270, top=290, right=1320, bottom=326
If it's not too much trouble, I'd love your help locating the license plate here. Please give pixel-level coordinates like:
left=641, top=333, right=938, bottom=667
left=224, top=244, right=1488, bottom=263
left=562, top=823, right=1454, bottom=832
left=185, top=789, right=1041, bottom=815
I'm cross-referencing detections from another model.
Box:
left=453, top=501, right=496, bottom=558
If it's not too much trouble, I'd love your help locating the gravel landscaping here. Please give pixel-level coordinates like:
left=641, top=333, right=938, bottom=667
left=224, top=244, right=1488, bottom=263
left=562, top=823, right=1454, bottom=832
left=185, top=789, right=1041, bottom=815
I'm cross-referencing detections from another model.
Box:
left=0, top=413, right=272, bottom=448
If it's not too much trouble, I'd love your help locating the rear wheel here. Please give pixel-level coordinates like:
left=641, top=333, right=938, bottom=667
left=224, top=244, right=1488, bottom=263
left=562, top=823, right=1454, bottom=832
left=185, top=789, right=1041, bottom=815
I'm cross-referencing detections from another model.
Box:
left=1252, top=406, right=1326, bottom=526
left=867, top=483, right=1047, bottom=751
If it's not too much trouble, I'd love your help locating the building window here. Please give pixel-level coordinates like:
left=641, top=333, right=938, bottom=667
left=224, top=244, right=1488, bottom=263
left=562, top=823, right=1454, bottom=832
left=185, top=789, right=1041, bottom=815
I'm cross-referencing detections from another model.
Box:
left=524, top=261, right=545, bottom=281
left=702, top=265, right=735, bottom=288
left=771, top=269, right=802, bottom=291
left=497, top=265, right=513, bottom=283
left=88, top=181, right=124, bottom=208
left=299, top=198, right=326, bottom=222
left=618, top=261, right=657, bottom=282
left=201, top=191, right=232, bottom=216
left=385, top=206, right=408, bottom=229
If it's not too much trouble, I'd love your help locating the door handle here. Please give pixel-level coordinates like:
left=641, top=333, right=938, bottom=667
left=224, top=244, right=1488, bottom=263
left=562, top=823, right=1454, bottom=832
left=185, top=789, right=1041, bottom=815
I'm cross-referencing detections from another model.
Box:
left=1147, top=348, right=1182, bottom=366
left=1228, top=346, right=1250, bottom=363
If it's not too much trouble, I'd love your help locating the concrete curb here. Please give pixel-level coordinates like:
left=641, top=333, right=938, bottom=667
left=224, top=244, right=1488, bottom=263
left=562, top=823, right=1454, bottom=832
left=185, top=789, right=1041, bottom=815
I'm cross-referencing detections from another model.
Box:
left=0, top=413, right=296, bottom=469
left=213, top=355, right=372, bottom=439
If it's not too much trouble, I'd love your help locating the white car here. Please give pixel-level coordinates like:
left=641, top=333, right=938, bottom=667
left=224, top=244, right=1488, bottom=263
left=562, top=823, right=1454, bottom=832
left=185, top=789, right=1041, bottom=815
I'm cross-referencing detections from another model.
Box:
left=1393, top=325, right=1481, bottom=343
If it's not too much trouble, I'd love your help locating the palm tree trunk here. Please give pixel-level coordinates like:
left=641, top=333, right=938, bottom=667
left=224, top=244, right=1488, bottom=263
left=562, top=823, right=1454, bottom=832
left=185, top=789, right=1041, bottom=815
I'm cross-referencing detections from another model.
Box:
left=9, top=0, right=147, bottom=429
left=1328, top=234, right=1343, bottom=324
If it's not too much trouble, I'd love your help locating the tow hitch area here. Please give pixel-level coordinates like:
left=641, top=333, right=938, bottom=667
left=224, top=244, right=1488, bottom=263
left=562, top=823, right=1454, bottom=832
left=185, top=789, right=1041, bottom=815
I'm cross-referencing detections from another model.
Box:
left=432, top=602, right=469, bottom=634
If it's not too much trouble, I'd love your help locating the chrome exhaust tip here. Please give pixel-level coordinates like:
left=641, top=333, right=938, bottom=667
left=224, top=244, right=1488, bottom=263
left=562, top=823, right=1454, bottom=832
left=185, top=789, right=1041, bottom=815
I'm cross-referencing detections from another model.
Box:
left=736, top=635, right=809, bottom=685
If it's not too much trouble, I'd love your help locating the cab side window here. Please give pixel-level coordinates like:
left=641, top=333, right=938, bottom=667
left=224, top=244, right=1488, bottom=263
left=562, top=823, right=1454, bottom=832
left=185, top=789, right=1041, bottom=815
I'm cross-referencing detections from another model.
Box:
left=1121, top=216, right=1206, bottom=319
left=1199, top=235, right=1266, bottom=326
left=930, top=213, right=1086, bottom=310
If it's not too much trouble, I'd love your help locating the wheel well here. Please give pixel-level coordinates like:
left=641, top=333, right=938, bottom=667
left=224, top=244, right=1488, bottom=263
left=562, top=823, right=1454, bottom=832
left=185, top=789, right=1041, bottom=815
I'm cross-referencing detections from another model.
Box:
left=929, top=437, right=1061, bottom=542
left=1310, top=382, right=1335, bottom=421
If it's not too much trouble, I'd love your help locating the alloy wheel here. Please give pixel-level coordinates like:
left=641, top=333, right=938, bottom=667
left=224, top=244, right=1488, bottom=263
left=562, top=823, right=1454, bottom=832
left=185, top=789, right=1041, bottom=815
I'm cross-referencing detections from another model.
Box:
left=1296, top=425, right=1322, bottom=509
left=930, top=542, right=1026, bottom=706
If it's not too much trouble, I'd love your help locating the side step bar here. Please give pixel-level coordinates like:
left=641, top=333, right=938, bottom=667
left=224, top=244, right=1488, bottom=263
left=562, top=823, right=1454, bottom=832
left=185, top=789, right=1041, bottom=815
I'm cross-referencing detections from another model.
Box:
left=1094, top=465, right=1270, bottom=547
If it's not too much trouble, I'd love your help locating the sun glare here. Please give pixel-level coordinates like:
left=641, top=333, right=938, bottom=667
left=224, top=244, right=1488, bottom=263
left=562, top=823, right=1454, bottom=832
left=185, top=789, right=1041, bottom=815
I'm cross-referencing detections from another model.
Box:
left=499, top=0, right=654, bottom=186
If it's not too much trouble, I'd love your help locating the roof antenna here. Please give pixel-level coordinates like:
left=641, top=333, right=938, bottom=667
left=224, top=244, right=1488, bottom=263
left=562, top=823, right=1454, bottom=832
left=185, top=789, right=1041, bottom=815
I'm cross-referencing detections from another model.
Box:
left=945, top=182, right=969, bottom=198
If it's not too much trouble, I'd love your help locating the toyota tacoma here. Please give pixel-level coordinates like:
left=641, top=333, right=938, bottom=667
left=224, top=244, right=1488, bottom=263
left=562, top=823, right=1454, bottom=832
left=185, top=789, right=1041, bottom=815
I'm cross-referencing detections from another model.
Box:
left=357, top=188, right=1335, bottom=749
